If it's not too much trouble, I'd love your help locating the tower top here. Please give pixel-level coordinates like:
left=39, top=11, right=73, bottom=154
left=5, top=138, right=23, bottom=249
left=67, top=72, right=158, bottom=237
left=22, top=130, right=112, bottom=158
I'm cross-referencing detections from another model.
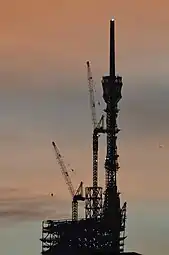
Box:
left=109, top=19, right=115, bottom=77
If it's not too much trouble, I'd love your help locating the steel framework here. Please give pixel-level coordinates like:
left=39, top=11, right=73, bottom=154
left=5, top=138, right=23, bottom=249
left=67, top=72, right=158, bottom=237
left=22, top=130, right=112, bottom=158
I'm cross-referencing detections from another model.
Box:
left=40, top=19, right=141, bottom=255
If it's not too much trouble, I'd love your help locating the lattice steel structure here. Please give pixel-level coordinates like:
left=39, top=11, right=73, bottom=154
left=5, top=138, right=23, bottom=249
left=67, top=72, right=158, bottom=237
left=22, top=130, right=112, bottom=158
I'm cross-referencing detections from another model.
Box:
left=86, top=116, right=106, bottom=219
left=41, top=217, right=127, bottom=255
left=85, top=186, right=103, bottom=219
left=41, top=19, right=141, bottom=255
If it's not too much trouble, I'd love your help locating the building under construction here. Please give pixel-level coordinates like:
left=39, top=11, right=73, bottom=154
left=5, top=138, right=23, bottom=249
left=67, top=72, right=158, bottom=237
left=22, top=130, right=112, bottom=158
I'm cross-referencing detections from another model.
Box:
left=40, top=19, right=141, bottom=255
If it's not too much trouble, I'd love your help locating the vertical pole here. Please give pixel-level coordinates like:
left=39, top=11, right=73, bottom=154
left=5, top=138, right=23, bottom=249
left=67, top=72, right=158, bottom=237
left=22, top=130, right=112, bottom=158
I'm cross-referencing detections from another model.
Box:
left=110, top=19, right=115, bottom=78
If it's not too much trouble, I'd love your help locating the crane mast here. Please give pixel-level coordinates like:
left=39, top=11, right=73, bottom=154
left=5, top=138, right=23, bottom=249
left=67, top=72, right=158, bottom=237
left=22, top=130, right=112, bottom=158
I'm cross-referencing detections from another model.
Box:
left=52, top=141, right=84, bottom=221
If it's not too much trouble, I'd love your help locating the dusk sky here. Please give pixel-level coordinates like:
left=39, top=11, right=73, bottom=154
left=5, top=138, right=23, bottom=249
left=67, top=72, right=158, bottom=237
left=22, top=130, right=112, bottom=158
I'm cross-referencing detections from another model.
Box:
left=0, top=0, right=169, bottom=254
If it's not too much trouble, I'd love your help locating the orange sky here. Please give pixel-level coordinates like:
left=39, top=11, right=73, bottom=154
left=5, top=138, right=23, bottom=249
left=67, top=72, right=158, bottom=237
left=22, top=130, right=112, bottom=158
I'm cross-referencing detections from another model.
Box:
left=1, top=0, right=169, bottom=209
left=0, top=1, right=169, bottom=254
left=1, top=0, right=169, bottom=86
left=1, top=0, right=169, bottom=217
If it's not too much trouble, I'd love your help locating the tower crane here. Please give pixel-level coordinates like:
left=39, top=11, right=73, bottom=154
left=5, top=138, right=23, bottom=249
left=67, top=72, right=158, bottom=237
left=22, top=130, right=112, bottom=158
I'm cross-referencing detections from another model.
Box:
left=86, top=61, right=105, bottom=218
left=86, top=61, right=105, bottom=187
left=52, top=141, right=85, bottom=221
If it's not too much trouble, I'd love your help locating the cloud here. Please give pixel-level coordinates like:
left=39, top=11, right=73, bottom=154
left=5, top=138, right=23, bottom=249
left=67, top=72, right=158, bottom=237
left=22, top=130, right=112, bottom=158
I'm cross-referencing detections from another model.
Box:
left=0, top=186, right=71, bottom=222
left=119, top=80, right=169, bottom=137
left=0, top=78, right=169, bottom=225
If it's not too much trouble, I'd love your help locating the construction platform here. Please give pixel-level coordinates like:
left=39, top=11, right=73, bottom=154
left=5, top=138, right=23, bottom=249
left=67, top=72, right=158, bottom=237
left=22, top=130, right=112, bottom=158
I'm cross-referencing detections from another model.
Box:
left=41, top=218, right=141, bottom=255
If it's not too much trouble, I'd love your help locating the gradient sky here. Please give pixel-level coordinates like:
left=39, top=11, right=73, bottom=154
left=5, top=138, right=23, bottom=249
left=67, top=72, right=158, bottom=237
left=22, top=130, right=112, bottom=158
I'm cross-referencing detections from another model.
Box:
left=1, top=0, right=169, bottom=254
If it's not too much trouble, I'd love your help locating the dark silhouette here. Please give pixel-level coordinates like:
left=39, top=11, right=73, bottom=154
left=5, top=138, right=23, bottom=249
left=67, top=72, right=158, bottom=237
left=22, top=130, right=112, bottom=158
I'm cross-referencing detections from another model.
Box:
left=40, top=19, right=141, bottom=255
